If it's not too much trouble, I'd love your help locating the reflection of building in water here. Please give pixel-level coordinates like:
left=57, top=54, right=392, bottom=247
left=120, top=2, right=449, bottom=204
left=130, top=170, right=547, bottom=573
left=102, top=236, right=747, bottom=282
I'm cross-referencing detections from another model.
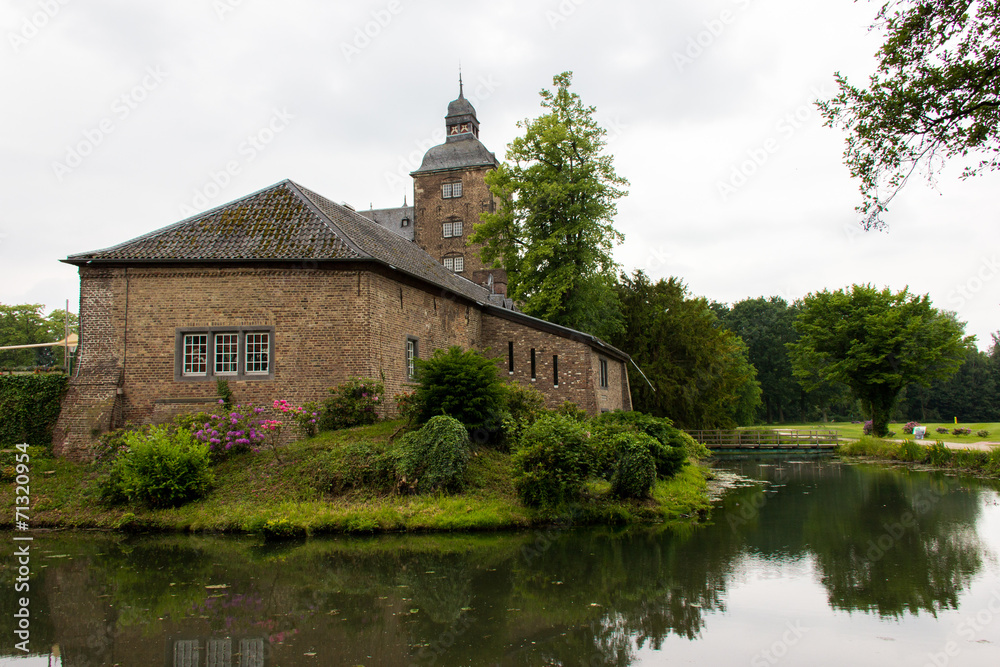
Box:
left=171, top=638, right=265, bottom=667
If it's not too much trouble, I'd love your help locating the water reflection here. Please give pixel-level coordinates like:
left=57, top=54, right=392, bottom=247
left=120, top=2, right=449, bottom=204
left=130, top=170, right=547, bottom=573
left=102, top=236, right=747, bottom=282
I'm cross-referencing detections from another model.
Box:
left=0, top=461, right=996, bottom=666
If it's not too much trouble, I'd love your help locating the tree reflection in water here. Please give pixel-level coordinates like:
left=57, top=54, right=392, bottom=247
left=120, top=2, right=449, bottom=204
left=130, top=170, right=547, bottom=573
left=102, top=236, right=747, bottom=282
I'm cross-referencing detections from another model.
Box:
left=0, top=461, right=992, bottom=666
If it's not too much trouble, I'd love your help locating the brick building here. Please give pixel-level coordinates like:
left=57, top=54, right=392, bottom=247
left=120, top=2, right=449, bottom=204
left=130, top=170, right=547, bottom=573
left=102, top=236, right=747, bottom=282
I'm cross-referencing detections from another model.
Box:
left=53, top=86, right=632, bottom=460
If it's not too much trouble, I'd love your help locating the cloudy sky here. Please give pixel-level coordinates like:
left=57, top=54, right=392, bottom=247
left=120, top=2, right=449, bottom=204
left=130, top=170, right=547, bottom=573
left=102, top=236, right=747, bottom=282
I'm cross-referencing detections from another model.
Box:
left=2, top=0, right=996, bottom=348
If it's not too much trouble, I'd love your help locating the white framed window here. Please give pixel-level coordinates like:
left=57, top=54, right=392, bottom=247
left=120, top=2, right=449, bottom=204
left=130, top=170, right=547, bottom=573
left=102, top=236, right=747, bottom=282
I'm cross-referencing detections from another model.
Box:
left=443, top=256, right=454, bottom=271
left=214, top=333, right=239, bottom=375
left=176, top=327, right=274, bottom=381
left=183, top=334, right=208, bottom=376
left=442, top=182, right=463, bottom=199
left=442, top=221, right=454, bottom=238
left=452, top=220, right=463, bottom=236
left=453, top=255, right=464, bottom=273
left=443, top=255, right=464, bottom=273
left=406, top=337, right=418, bottom=380
left=245, top=332, right=270, bottom=374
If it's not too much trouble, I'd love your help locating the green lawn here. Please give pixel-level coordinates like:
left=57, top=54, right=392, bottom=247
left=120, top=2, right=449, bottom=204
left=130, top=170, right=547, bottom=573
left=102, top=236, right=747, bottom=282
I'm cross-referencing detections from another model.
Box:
left=763, top=421, right=1000, bottom=444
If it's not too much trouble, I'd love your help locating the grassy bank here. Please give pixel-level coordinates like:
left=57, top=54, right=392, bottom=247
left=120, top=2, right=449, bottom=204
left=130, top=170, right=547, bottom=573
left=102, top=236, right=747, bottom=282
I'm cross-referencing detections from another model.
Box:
left=1, top=421, right=713, bottom=535
left=837, top=435, right=1000, bottom=478
left=758, top=421, right=999, bottom=444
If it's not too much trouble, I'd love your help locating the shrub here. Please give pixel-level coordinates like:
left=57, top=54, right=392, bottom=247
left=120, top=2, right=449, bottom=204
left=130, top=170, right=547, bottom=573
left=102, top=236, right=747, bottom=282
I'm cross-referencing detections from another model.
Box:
left=927, top=441, right=954, bottom=466
left=320, top=377, right=384, bottom=431
left=902, top=421, right=921, bottom=435
left=0, top=373, right=68, bottom=449
left=589, top=411, right=689, bottom=477
left=394, top=391, right=420, bottom=427
left=513, top=414, right=591, bottom=507
left=273, top=399, right=320, bottom=439
left=189, top=404, right=267, bottom=462
left=555, top=401, right=588, bottom=422
left=953, top=427, right=972, bottom=436
left=495, top=381, right=548, bottom=449
left=897, top=439, right=925, bottom=462
left=607, top=432, right=657, bottom=499
left=863, top=420, right=873, bottom=436
left=101, top=426, right=213, bottom=508
left=936, top=427, right=950, bottom=434
left=977, top=430, right=990, bottom=438
left=411, top=347, right=505, bottom=436
left=216, top=378, right=235, bottom=410
left=397, top=415, right=471, bottom=494
left=316, top=440, right=401, bottom=495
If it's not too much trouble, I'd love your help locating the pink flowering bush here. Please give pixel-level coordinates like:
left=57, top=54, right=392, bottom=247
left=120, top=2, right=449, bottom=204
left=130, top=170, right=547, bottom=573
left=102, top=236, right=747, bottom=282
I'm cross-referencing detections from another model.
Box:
left=189, top=399, right=316, bottom=463
left=273, top=399, right=321, bottom=438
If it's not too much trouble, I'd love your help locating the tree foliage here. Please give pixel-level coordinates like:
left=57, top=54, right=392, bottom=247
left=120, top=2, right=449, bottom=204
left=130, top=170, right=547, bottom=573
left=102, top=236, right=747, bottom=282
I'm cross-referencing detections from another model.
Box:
left=472, top=72, right=628, bottom=339
left=787, top=284, right=971, bottom=436
left=412, top=346, right=505, bottom=435
left=0, top=304, right=77, bottom=369
left=611, top=271, right=761, bottom=429
left=896, top=333, right=1000, bottom=421
left=819, top=0, right=1000, bottom=229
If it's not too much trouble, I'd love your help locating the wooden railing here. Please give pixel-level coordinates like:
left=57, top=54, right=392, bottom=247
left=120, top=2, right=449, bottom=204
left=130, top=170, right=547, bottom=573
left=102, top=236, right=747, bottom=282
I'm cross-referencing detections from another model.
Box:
left=686, top=429, right=839, bottom=450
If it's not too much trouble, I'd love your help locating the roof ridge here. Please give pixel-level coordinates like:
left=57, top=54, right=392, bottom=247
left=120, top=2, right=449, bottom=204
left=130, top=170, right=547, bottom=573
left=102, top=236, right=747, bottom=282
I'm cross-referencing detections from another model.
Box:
left=68, top=180, right=302, bottom=259
left=284, top=180, right=370, bottom=259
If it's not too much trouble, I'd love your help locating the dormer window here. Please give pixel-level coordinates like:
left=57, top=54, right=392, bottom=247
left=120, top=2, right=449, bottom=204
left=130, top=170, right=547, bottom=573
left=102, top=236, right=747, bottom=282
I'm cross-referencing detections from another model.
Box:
left=442, top=182, right=463, bottom=199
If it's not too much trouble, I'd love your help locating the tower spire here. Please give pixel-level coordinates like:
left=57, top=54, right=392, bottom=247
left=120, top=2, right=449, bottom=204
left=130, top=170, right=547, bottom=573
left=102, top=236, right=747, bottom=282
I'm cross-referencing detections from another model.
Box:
left=459, top=64, right=464, bottom=98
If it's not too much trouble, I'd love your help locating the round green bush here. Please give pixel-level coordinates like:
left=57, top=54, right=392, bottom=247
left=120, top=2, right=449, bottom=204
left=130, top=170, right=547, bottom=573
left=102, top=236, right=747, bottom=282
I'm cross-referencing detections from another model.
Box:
left=101, top=426, right=214, bottom=508
left=589, top=411, right=689, bottom=478
left=397, top=415, right=471, bottom=494
left=513, top=414, right=591, bottom=507
left=412, top=347, right=505, bottom=437
left=609, top=433, right=657, bottom=499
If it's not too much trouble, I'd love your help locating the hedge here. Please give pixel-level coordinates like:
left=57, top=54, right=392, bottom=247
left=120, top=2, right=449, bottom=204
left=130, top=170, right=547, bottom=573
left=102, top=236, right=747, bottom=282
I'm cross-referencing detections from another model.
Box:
left=0, top=374, right=69, bottom=449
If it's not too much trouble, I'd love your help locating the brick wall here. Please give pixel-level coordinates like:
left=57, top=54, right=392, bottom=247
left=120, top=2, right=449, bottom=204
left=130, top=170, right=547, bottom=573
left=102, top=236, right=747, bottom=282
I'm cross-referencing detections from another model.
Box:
left=413, top=166, right=497, bottom=279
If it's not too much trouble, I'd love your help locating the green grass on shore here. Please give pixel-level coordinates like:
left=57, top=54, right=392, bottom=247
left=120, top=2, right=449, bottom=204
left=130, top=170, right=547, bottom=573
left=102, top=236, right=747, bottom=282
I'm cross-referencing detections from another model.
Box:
left=1, top=420, right=713, bottom=535
left=838, top=435, right=1000, bottom=478
left=755, top=421, right=1000, bottom=444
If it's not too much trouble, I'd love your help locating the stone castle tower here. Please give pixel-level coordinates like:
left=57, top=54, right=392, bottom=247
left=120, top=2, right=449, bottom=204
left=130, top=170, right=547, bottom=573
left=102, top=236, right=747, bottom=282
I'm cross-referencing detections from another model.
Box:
left=362, top=80, right=508, bottom=295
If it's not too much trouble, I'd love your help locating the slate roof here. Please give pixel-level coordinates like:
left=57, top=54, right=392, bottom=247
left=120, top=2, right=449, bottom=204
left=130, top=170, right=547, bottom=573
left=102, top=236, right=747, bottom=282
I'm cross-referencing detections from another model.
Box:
left=358, top=205, right=415, bottom=242
left=64, top=179, right=493, bottom=305
left=411, top=134, right=498, bottom=175
left=63, top=179, right=630, bottom=362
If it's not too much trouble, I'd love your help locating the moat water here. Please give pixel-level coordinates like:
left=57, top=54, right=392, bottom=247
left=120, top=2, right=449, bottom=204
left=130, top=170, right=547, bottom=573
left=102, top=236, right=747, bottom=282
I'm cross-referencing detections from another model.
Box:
left=2, top=459, right=1000, bottom=666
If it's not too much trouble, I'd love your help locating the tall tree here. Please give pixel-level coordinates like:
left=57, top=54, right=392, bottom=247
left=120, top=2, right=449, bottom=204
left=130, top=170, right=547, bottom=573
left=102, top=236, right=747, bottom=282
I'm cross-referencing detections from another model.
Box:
left=718, top=297, right=800, bottom=423
left=472, top=72, right=628, bottom=339
left=788, top=285, right=971, bottom=437
left=612, top=271, right=761, bottom=429
left=818, top=0, right=1000, bottom=230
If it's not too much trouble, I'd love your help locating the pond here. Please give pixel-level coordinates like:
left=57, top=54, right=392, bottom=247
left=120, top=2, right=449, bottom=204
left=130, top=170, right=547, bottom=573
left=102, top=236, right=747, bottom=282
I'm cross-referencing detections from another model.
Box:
left=2, top=459, right=999, bottom=666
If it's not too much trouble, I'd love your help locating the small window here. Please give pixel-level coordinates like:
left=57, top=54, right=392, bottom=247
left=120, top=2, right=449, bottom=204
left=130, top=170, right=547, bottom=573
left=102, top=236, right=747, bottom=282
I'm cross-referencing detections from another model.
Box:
left=508, top=341, right=514, bottom=374
left=442, top=221, right=453, bottom=238
left=183, top=334, right=208, bottom=376
left=214, top=333, right=239, bottom=375
left=553, top=354, right=559, bottom=387
left=443, top=257, right=454, bottom=271
left=442, top=182, right=463, bottom=199
left=245, top=333, right=270, bottom=374
left=453, top=255, right=464, bottom=273
left=599, top=358, right=609, bottom=388
left=401, top=217, right=410, bottom=227
left=452, top=220, right=463, bottom=236
left=530, top=348, right=536, bottom=381
left=406, top=337, right=419, bottom=380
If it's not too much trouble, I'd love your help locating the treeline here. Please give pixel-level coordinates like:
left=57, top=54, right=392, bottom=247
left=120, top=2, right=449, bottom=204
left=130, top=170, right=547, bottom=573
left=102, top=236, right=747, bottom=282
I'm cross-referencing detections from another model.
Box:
left=0, top=304, right=77, bottom=370
left=712, top=296, right=999, bottom=424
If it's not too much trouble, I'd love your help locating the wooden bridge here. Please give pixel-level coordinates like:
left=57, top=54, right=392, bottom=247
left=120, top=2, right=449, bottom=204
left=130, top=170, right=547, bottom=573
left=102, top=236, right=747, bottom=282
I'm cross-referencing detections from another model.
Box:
left=686, top=429, right=839, bottom=453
